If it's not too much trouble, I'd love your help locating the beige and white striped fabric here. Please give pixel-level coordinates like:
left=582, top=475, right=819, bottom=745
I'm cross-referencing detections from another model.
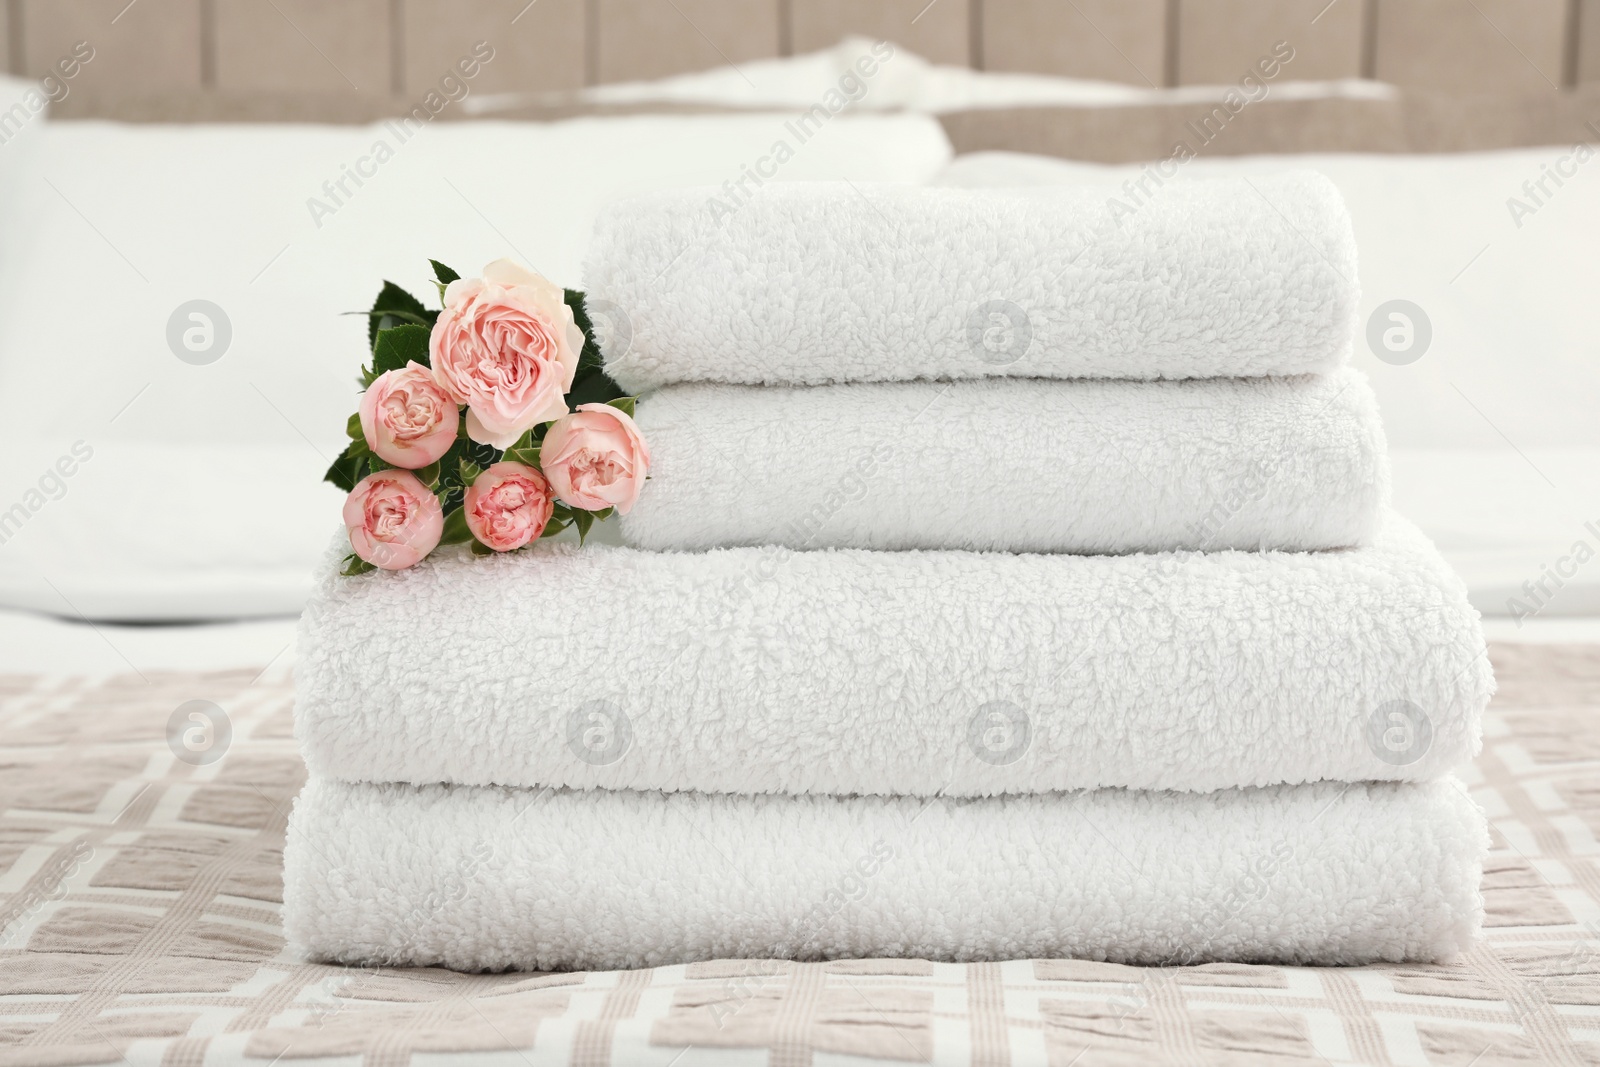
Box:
left=2, top=643, right=1599, bottom=1066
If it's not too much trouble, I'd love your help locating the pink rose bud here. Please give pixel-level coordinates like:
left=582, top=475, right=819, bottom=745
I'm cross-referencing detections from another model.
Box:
left=343, top=470, right=444, bottom=570
left=430, top=259, right=582, bottom=450
left=541, top=403, right=652, bottom=515
left=463, top=461, right=555, bottom=552
left=358, top=361, right=458, bottom=469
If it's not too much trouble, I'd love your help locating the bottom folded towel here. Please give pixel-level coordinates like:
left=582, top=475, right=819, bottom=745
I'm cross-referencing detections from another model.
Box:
left=285, top=777, right=1485, bottom=971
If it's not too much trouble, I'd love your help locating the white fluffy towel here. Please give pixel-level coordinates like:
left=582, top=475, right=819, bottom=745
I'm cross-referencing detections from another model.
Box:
left=622, top=368, right=1388, bottom=554
left=284, top=776, right=1486, bottom=971
left=296, top=513, right=1490, bottom=796
left=582, top=173, right=1358, bottom=391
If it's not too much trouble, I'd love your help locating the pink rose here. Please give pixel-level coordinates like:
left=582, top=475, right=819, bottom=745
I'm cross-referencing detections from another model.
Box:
left=358, top=361, right=457, bottom=469
left=343, top=470, right=444, bottom=570
left=463, top=461, right=555, bottom=552
left=541, top=404, right=652, bottom=514
left=430, top=259, right=582, bottom=450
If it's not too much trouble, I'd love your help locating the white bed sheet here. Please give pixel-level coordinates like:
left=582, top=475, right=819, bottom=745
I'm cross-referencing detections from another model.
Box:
left=0, top=113, right=951, bottom=621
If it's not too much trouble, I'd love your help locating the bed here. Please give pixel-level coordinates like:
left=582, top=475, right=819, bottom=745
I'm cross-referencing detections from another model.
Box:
left=0, top=8, right=1596, bottom=1063
left=0, top=642, right=1597, bottom=1065
left=0, top=30, right=1595, bottom=623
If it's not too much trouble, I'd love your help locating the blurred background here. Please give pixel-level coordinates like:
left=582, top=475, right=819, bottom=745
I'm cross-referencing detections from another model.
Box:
left=0, top=0, right=1595, bottom=676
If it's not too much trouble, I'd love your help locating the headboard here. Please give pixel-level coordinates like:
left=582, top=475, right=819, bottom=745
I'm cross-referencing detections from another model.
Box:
left=8, top=0, right=1598, bottom=155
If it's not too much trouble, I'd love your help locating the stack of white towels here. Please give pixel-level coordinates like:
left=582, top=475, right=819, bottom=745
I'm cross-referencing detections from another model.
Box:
left=286, top=175, right=1493, bottom=972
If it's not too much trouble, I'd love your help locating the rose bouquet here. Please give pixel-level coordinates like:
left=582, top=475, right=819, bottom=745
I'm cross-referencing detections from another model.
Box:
left=324, top=259, right=649, bottom=574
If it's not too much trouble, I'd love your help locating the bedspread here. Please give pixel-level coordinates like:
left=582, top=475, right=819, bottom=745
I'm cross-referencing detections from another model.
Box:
left=0, top=644, right=1597, bottom=1066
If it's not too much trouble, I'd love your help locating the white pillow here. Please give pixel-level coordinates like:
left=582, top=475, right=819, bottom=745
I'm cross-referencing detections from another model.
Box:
left=0, top=74, right=47, bottom=206
left=472, top=36, right=1390, bottom=115
left=937, top=149, right=1600, bottom=617
left=0, top=113, right=952, bottom=619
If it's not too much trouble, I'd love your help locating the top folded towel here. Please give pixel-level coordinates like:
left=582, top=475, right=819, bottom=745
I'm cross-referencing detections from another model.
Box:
left=584, top=173, right=1358, bottom=391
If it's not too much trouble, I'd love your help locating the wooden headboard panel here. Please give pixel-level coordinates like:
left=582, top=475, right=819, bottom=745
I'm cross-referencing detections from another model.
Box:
left=5, top=0, right=1597, bottom=126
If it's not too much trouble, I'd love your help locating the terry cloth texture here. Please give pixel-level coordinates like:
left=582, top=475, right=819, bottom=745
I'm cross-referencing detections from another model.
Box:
left=296, top=513, right=1490, bottom=797
left=621, top=368, right=1389, bottom=554
left=582, top=173, right=1359, bottom=391
left=283, top=775, right=1486, bottom=972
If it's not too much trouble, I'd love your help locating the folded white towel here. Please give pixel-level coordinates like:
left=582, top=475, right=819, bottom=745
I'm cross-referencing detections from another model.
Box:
left=284, top=775, right=1486, bottom=971
left=297, top=513, right=1490, bottom=796
left=622, top=368, right=1388, bottom=554
left=583, top=174, right=1358, bottom=390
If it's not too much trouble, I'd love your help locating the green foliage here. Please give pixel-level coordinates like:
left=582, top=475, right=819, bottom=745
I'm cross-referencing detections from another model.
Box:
left=540, top=501, right=574, bottom=539
left=561, top=288, right=627, bottom=408
left=501, top=426, right=543, bottom=469
left=369, top=324, right=432, bottom=381
left=335, top=269, right=638, bottom=574
left=572, top=508, right=595, bottom=544
left=438, top=506, right=473, bottom=545
left=565, top=290, right=601, bottom=371
left=323, top=442, right=366, bottom=492
left=366, top=281, right=432, bottom=351
left=565, top=365, right=627, bottom=408
left=431, top=260, right=461, bottom=301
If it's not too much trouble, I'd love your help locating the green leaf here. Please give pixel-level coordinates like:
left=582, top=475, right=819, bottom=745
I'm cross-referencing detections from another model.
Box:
left=590, top=506, right=615, bottom=521
left=323, top=442, right=367, bottom=492
left=565, top=364, right=627, bottom=409
left=346, top=412, right=363, bottom=439
left=431, top=260, right=461, bottom=301
left=539, top=518, right=571, bottom=539
left=469, top=538, right=495, bottom=556
left=459, top=457, right=483, bottom=487
left=604, top=396, right=636, bottom=418
left=503, top=445, right=541, bottom=469
left=565, top=289, right=609, bottom=377
left=572, top=508, right=595, bottom=544
left=371, top=324, right=433, bottom=378
left=439, top=506, right=474, bottom=545
left=499, top=426, right=543, bottom=469
left=367, top=281, right=430, bottom=351
left=414, top=460, right=441, bottom=489
left=341, top=553, right=376, bottom=577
